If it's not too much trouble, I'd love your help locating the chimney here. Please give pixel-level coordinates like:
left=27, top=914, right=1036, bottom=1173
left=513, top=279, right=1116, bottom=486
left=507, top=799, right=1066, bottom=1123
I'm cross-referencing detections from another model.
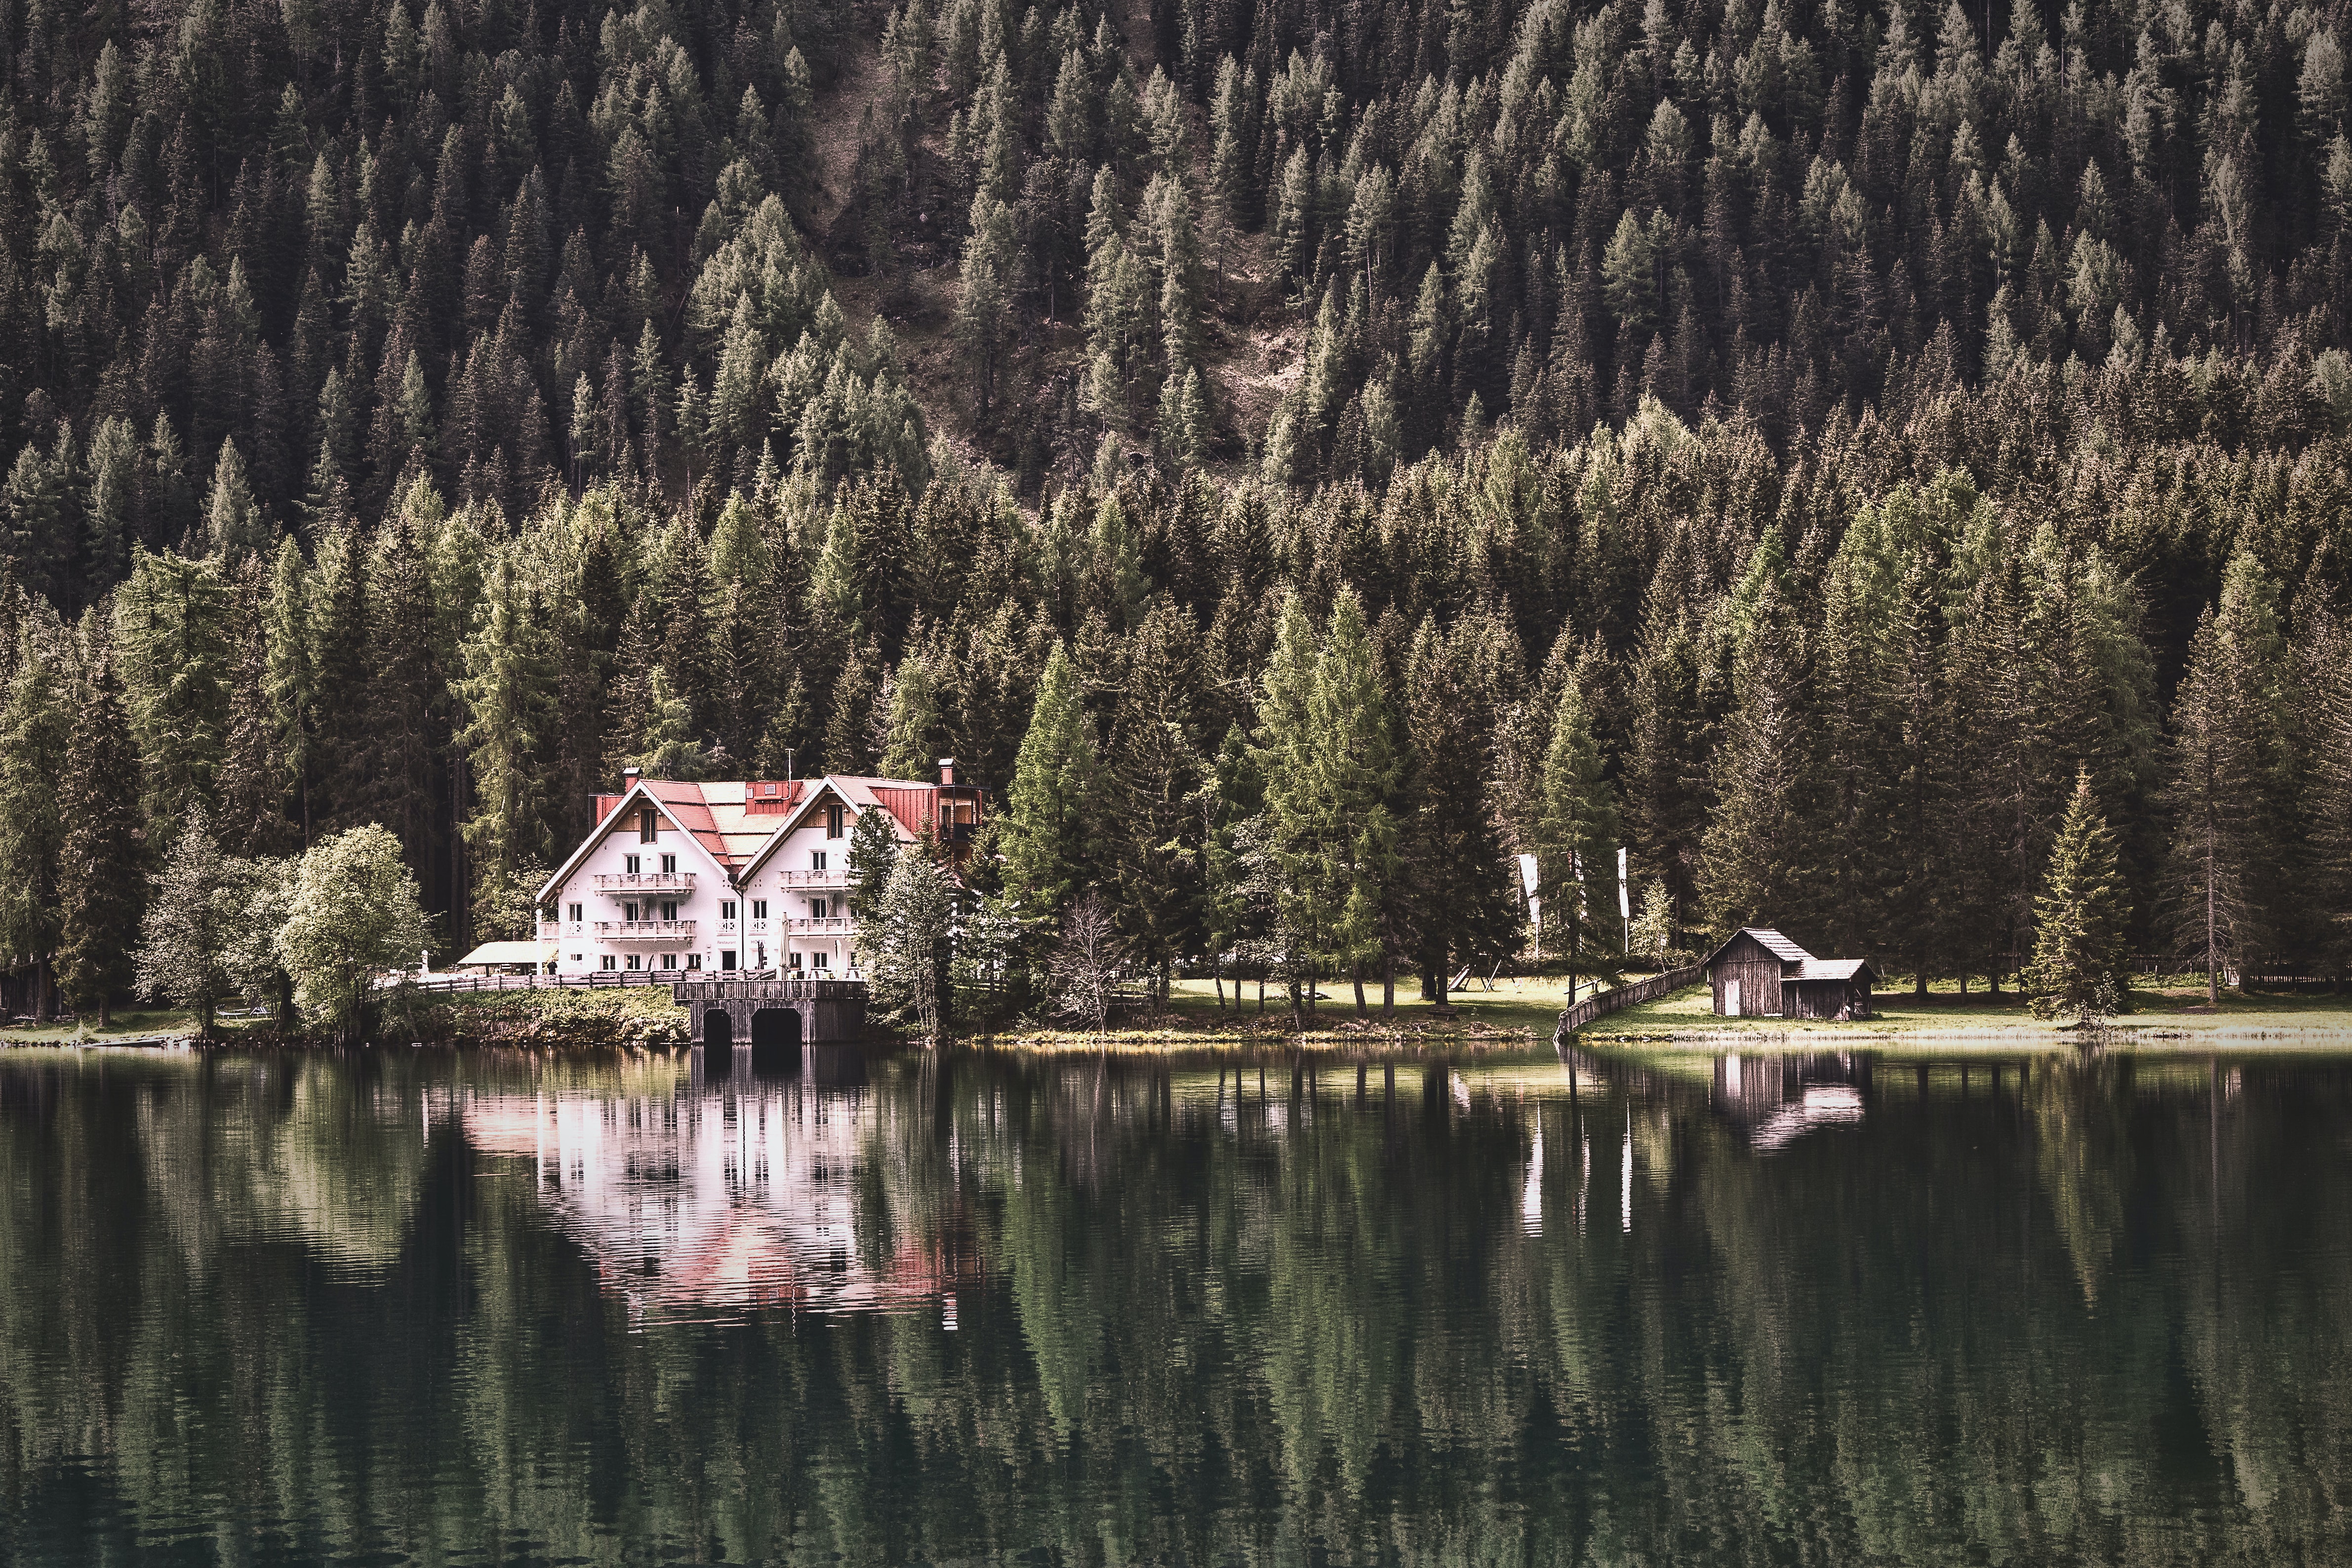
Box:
left=623, top=765, right=641, bottom=791
left=938, top=757, right=956, bottom=787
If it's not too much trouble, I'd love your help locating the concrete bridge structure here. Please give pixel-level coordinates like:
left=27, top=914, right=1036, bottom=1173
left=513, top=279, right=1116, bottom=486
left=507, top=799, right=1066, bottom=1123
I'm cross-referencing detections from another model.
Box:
left=672, top=977, right=868, bottom=1069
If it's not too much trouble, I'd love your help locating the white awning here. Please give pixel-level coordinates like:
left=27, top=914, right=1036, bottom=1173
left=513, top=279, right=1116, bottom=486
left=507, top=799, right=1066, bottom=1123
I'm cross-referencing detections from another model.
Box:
left=455, top=941, right=557, bottom=968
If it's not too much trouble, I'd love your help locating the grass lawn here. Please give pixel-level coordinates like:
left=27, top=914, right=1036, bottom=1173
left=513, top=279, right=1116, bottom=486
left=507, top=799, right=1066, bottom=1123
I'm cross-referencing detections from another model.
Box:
left=0, top=1007, right=270, bottom=1045
left=982, top=975, right=1599, bottom=1053
left=1590, top=976, right=2352, bottom=1045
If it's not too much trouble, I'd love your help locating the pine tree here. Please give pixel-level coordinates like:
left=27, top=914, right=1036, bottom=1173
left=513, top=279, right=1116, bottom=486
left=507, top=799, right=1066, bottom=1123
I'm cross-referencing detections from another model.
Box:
left=846, top=802, right=903, bottom=946
left=626, top=667, right=710, bottom=780
left=2024, top=765, right=2132, bottom=1020
left=0, top=626, right=72, bottom=1020
left=956, top=193, right=1016, bottom=419
left=1105, top=598, right=1207, bottom=999
left=2158, top=552, right=2290, bottom=1001
left=864, top=842, right=956, bottom=1037
left=113, top=549, right=233, bottom=838
left=204, top=438, right=271, bottom=560
left=263, top=536, right=315, bottom=842
left=83, top=416, right=139, bottom=591
left=308, top=522, right=373, bottom=831
left=457, top=551, right=559, bottom=940
left=1402, top=615, right=1521, bottom=1005
left=1258, top=588, right=1401, bottom=1014
left=1538, top=667, right=1622, bottom=967
left=878, top=652, right=947, bottom=779
left=56, top=652, right=146, bottom=1024
left=1000, top=640, right=1102, bottom=936
left=1701, top=551, right=1814, bottom=936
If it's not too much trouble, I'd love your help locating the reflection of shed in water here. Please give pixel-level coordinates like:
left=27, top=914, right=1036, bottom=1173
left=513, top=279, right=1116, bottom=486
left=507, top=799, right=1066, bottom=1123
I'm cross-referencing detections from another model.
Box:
left=1711, top=1052, right=1871, bottom=1152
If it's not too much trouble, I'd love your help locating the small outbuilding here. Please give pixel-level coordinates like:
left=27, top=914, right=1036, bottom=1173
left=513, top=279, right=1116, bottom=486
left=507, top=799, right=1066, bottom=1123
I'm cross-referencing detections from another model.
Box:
left=1702, top=928, right=1876, bottom=1021
left=453, top=940, right=558, bottom=975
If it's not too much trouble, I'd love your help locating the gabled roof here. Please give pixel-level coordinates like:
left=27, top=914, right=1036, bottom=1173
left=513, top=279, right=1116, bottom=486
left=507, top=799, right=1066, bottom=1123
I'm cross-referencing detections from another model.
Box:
left=1793, top=958, right=1876, bottom=983
left=738, top=775, right=942, bottom=878
left=542, top=774, right=958, bottom=899
left=1701, top=926, right=1815, bottom=971
left=535, top=780, right=751, bottom=903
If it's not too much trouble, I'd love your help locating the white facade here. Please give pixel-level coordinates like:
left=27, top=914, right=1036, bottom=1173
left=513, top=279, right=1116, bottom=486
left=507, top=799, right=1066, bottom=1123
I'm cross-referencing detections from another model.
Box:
left=534, top=770, right=982, bottom=980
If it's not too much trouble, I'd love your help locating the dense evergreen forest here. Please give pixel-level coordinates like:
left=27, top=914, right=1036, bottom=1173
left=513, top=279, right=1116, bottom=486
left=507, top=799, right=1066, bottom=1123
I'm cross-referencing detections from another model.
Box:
left=1, top=0, right=2350, bottom=1019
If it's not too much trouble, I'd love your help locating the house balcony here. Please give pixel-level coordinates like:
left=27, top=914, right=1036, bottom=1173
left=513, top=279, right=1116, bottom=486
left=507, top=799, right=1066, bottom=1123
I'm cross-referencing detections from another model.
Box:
left=594, top=871, right=696, bottom=895
left=595, top=920, right=697, bottom=941
left=786, top=916, right=854, bottom=936
left=772, top=869, right=848, bottom=888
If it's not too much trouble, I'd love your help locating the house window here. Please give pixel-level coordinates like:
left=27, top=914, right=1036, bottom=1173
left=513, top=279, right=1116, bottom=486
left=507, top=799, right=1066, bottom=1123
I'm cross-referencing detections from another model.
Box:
left=660, top=853, right=677, bottom=873
left=685, top=953, right=701, bottom=970
left=625, top=954, right=641, bottom=970
left=720, top=900, right=737, bottom=921
left=660, top=901, right=678, bottom=921
left=811, top=951, right=830, bottom=970
left=600, top=955, right=616, bottom=970
left=786, top=951, right=803, bottom=968
left=661, top=954, right=678, bottom=969
left=639, top=807, right=658, bottom=842
left=624, top=901, right=639, bottom=922
left=567, top=903, right=583, bottom=923
left=811, top=850, right=827, bottom=871
left=720, top=951, right=736, bottom=970
left=624, top=854, right=640, bottom=874
left=751, top=900, right=767, bottom=920
left=812, top=898, right=829, bottom=920
left=825, top=804, right=844, bottom=838
left=761, top=782, right=777, bottom=797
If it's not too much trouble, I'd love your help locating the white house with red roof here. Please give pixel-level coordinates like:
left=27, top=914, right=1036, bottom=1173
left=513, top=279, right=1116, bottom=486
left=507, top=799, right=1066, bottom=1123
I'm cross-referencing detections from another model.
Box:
left=533, top=763, right=983, bottom=979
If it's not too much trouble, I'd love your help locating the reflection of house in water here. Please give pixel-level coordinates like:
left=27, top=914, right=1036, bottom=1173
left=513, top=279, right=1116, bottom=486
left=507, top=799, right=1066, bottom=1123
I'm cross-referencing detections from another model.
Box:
left=1711, top=1052, right=1870, bottom=1153
left=463, top=1079, right=980, bottom=1321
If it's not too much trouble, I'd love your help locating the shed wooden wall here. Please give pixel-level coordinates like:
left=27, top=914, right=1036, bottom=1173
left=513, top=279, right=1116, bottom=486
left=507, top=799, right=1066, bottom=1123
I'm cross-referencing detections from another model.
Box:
left=1785, top=979, right=1874, bottom=1021
left=1709, top=938, right=1788, bottom=1017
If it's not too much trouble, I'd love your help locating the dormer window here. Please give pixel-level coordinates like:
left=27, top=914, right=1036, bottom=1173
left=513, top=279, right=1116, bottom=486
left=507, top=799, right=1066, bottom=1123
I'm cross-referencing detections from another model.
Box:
left=638, top=807, right=658, bottom=843
left=825, top=803, right=845, bottom=839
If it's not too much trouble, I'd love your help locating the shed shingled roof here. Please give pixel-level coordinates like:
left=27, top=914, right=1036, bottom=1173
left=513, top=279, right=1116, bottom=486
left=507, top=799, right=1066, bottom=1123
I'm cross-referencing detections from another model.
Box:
left=1701, top=927, right=1816, bottom=970
left=1794, top=958, right=1876, bottom=982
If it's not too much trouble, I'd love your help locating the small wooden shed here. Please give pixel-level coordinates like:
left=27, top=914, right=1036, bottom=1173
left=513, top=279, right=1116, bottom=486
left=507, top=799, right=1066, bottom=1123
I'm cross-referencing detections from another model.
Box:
left=1701, top=928, right=1875, bottom=1020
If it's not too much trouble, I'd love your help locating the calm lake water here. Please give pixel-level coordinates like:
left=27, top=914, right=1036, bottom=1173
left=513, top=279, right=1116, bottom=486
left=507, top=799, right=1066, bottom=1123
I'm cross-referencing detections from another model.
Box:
left=1, top=1040, right=2348, bottom=1565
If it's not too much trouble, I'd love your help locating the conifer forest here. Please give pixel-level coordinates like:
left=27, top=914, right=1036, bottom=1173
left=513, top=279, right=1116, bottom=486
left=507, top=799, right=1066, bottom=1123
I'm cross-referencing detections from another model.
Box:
left=3, top=0, right=2352, bottom=1019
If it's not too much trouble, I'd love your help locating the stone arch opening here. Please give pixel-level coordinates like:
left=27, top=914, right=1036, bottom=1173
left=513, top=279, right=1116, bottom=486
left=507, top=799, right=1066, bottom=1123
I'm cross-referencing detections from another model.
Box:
left=703, top=1006, right=734, bottom=1072
left=751, top=1008, right=802, bottom=1077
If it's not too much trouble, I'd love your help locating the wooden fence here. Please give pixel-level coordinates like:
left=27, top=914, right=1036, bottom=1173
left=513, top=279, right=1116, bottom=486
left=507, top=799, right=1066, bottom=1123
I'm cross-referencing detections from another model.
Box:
left=397, top=970, right=680, bottom=996
left=1555, top=965, right=1703, bottom=1039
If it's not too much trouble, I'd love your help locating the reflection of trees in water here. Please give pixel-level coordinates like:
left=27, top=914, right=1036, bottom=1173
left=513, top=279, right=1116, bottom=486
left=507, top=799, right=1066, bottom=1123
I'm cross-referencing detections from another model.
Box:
left=0, top=1048, right=2349, bottom=1563
left=134, top=1054, right=430, bottom=1277
left=2032, top=1052, right=2136, bottom=1305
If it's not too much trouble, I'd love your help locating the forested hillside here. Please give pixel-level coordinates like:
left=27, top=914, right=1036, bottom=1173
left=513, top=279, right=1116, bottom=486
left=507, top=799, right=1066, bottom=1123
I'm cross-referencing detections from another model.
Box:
left=1, top=0, right=2350, bottom=1019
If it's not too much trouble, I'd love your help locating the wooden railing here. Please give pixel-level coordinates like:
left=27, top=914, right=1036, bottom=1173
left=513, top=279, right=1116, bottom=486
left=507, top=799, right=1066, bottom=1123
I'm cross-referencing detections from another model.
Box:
left=397, top=970, right=678, bottom=995
left=1555, top=965, right=1703, bottom=1038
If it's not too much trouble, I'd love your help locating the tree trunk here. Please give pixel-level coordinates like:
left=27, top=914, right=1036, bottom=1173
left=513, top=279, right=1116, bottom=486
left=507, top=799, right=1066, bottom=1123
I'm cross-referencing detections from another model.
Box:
left=1352, top=964, right=1366, bottom=1015
left=1382, top=958, right=1394, bottom=1015
left=34, top=957, right=52, bottom=1024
